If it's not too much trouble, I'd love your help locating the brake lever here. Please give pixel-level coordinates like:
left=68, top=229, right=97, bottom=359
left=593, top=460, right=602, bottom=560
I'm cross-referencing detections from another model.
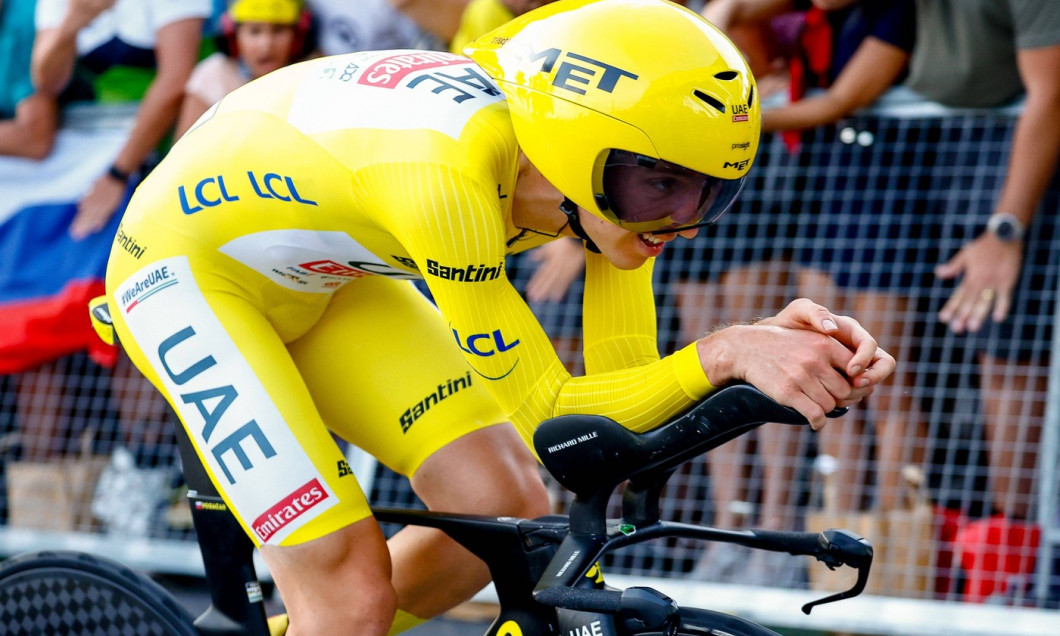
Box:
left=801, top=529, right=873, bottom=615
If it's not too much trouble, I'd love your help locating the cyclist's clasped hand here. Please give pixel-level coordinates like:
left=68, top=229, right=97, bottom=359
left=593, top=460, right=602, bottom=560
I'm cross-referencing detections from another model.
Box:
left=697, top=298, right=896, bottom=430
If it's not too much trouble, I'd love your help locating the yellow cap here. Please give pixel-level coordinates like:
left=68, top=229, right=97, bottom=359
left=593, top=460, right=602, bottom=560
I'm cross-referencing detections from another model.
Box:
left=230, top=0, right=302, bottom=25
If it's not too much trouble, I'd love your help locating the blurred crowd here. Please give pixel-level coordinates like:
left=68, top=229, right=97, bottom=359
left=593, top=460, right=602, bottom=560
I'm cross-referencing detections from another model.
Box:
left=1, top=0, right=1058, bottom=611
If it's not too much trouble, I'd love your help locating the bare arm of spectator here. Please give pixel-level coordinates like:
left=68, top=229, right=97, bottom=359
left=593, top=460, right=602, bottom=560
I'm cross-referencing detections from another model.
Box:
left=701, top=0, right=793, bottom=99
left=701, top=0, right=792, bottom=31
left=174, top=90, right=210, bottom=141
left=525, top=238, right=585, bottom=303
left=69, top=17, right=203, bottom=239
left=31, top=0, right=117, bottom=96
left=0, top=93, right=58, bottom=159
left=762, top=36, right=908, bottom=132
left=388, top=0, right=471, bottom=45
left=936, top=43, right=1060, bottom=332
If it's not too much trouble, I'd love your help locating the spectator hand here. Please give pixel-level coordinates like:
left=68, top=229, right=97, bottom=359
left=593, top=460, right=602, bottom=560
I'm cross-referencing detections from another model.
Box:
left=935, top=233, right=1022, bottom=333
left=525, top=238, right=585, bottom=303
left=700, top=0, right=737, bottom=31
left=70, top=172, right=125, bottom=240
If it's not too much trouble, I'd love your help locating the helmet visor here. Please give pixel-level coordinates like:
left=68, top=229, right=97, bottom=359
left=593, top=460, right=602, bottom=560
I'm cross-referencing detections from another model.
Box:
left=601, top=150, right=745, bottom=234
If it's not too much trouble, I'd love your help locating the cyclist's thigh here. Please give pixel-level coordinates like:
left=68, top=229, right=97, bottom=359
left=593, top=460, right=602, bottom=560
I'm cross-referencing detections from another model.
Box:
left=107, top=250, right=373, bottom=547
left=287, top=275, right=507, bottom=477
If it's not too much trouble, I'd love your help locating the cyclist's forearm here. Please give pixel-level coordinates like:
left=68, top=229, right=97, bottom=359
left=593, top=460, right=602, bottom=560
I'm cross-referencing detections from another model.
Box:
left=530, top=353, right=705, bottom=434
left=581, top=251, right=659, bottom=373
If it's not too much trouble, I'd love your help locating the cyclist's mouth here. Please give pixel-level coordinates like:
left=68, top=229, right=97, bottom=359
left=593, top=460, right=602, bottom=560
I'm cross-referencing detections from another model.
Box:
left=639, top=232, right=667, bottom=255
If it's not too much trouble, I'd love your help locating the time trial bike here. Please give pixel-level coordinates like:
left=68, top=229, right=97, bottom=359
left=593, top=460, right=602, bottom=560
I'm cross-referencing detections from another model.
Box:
left=0, top=302, right=872, bottom=636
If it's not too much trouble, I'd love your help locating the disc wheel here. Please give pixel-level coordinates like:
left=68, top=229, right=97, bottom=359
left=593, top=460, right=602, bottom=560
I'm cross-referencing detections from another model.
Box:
left=0, top=550, right=198, bottom=636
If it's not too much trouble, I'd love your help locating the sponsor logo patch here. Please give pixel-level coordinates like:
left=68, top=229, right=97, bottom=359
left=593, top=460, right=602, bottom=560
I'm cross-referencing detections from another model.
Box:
left=299, top=260, right=368, bottom=278
left=119, top=265, right=178, bottom=313
left=425, top=259, right=503, bottom=282
left=359, top=52, right=468, bottom=89
left=400, top=372, right=472, bottom=433
left=527, top=48, right=638, bottom=96
left=253, top=478, right=330, bottom=543
left=120, top=256, right=336, bottom=546
left=452, top=328, right=521, bottom=380
left=115, top=223, right=147, bottom=259
left=194, top=500, right=228, bottom=512
left=392, top=255, right=418, bottom=270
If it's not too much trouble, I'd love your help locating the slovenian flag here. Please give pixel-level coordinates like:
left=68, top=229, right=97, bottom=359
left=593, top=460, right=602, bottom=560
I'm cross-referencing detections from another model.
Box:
left=0, top=124, right=131, bottom=373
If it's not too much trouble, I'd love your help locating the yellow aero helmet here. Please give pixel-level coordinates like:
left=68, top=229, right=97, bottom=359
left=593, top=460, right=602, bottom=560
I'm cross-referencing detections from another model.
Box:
left=230, top=0, right=303, bottom=24
left=465, top=0, right=760, bottom=233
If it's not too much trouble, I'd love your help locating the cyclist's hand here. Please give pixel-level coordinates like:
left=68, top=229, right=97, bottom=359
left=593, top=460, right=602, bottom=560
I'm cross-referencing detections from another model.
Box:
left=935, top=233, right=1022, bottom=333
left=757, top=298, right=895, bottom=389
left=700, top=299, right=896, bottom=429
left=698, top=323, right=853, bottom=429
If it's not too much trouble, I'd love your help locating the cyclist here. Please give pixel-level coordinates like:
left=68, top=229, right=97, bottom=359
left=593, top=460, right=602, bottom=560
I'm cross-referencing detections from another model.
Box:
left=103, top=1, right=895, bottom=634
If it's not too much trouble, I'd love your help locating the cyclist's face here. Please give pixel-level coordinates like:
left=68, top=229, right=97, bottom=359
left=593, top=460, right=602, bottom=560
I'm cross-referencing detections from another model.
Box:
left=600, top=150, right=741, bottom=234
left=605, top=162, right=710, bottom=228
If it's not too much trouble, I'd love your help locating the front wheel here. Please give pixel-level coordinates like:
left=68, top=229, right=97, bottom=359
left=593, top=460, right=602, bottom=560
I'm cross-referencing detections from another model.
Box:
left=0, top=550, right=198, bottom=636
left=644, top=606, right=783, bottom=636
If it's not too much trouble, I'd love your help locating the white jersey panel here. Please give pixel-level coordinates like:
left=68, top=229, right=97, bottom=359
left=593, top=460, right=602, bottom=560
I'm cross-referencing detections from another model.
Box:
left=219, top=229, right=420, bottom=292
left=114, top=256, right=338, bottom=545
left=287, top=50, right=505, bottom=140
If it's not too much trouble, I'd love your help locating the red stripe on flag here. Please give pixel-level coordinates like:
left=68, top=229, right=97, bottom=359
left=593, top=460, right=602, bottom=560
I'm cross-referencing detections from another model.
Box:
left=0, top=278, right=118, bottom=373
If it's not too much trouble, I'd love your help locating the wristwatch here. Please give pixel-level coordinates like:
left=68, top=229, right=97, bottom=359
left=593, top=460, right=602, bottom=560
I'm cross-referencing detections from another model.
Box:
left=986, top=212, right=1026, bottom=243
left=107, top=163, right=131, bottom=184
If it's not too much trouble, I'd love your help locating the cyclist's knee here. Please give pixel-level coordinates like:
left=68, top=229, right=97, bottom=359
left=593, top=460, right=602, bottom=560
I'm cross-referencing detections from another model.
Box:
left=501, top=449, right=552, bottom=518
left=463, top=424, right=550, bottom=517
left=413, top=423, right=550, bottom=518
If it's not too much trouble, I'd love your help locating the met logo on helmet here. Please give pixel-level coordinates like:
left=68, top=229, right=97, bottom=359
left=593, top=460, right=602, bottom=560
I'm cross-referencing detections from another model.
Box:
left=723, top=159, right=750, bottom=170
left=528, top=47, right=638, bottom=96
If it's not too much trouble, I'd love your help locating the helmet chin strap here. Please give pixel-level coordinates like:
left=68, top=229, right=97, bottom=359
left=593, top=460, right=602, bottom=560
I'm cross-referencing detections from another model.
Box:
left=559, top=197, right=600, bottom=254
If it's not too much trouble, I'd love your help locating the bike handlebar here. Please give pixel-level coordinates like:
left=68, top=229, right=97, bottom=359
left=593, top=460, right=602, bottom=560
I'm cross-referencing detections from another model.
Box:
left=534, top=383, right=846, bottom=500
left=531, top=383, right=871, bottom=622
left=532, top=526, right=874, bottom=620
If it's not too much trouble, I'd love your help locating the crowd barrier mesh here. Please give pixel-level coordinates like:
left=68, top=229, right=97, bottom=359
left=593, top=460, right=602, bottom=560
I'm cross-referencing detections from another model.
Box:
left=1, top=102, right=1058, bottom=616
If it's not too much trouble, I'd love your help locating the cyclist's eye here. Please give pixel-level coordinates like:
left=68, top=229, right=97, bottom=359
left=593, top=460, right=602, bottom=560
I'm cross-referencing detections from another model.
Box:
left=649, top=178, right=677, bottom=194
